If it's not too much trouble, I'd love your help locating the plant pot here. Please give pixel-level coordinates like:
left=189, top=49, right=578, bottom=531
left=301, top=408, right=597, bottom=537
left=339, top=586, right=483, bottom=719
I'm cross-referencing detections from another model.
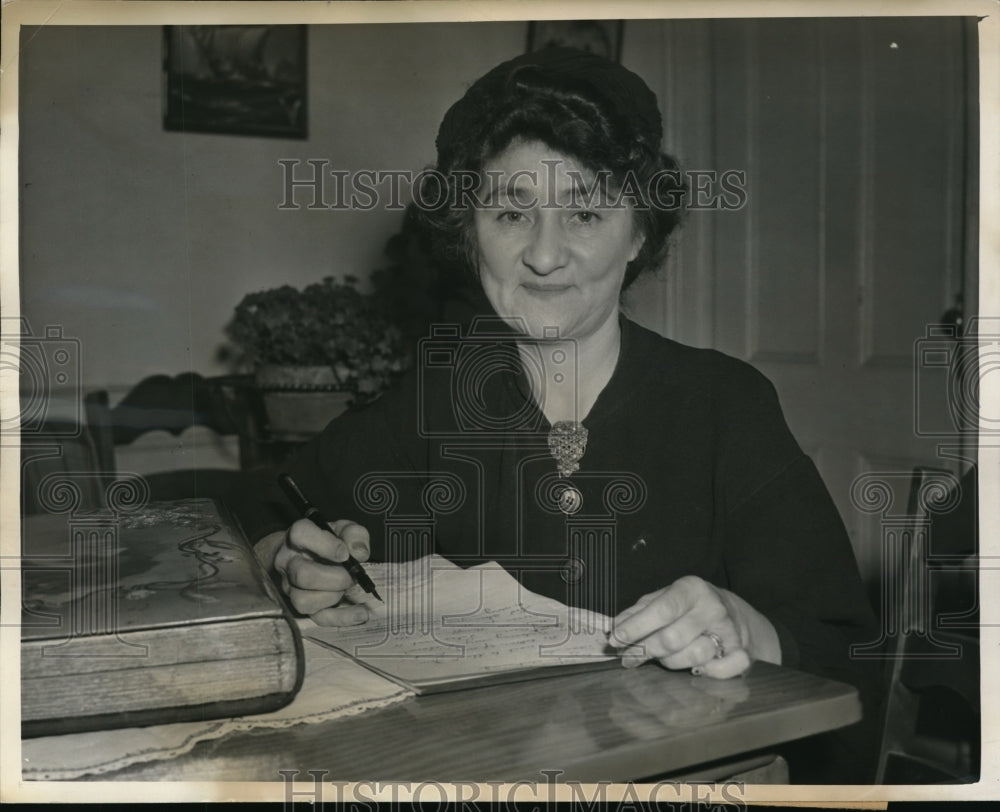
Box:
left=255, top=365, right=351, bottom=440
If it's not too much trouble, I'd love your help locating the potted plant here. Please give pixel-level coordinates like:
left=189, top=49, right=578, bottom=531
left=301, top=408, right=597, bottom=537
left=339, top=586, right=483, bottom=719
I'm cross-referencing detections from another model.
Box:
left=221, top=275, right=409, bottom=439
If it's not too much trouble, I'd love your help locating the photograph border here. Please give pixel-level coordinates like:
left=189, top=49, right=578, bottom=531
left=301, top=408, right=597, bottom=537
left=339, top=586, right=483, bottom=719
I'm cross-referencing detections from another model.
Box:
left=1, top=0, right=997, bottom=805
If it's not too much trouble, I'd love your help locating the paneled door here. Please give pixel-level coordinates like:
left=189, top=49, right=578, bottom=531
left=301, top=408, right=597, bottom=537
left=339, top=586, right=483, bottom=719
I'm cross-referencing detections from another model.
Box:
left=625, top=17, right=976, bottom=590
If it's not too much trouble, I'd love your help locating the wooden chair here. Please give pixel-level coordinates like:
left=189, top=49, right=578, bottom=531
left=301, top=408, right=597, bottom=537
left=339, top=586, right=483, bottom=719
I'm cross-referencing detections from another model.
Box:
left=21, top=419, right=104, bottom=515
left=875, top=466, right=979, bottom=783
left=84, top=373, right=245, bottom=503
left=210, top=373, right=298, bottom=472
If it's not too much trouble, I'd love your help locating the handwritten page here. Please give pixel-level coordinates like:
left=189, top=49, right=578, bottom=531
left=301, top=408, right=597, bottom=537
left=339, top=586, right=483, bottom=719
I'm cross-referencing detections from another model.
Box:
left=302, top=555, right=619, bottom=692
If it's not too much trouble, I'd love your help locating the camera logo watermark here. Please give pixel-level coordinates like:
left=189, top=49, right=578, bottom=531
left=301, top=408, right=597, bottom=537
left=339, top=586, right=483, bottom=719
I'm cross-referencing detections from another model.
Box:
left=332, top=320, right=652, bottom=663
left=849, top=468, right=984, bottom=660
left=913, top=316, right=999, bottom=438
left=17, top=474, right=151, bottom=659
left=846, top=317, right=993, bottom=660
left=1, top=317, right=82, bottom=441
left=417, top=318, right=568, bottom=438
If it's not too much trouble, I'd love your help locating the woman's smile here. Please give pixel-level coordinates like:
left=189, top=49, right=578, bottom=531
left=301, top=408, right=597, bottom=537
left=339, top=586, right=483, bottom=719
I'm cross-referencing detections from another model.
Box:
left=521, top=282, right=574, bottom=294
left=473, top=138, right=644, bottom=342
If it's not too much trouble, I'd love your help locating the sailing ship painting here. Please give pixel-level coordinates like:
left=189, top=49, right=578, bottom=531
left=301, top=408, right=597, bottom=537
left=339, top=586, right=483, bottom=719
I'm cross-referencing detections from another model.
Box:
left=163, top=25, right=307, bottom=138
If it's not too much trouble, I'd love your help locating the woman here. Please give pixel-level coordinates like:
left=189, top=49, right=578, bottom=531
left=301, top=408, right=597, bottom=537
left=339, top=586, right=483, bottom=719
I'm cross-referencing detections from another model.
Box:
left=244, top=47, right=878, bottom=776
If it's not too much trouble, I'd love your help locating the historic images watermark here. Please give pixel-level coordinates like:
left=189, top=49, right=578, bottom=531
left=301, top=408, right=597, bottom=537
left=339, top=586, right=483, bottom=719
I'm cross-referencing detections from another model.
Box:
left=277, top=159, right=749, bottom=213
left=1, top=316, right=82, bottom=441
left=17, top=474, right=152, bottom=659
left=343, top=319, right=649, bottom=658
left=5, top=318, right=153, bottom=657
left=912, top=318, right=997, bottom=439
left=417, top=318, right=644, bottom=627
left=849, top=317, right=995, bottom=659
left=278, top=770, right=748, bottom=810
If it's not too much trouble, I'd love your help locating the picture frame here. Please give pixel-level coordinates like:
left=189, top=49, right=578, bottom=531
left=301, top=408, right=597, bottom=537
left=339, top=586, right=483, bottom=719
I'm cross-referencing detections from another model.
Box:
left=163, top=25, right=307, bottom=139
left=526, top=19, right=624, bottom=62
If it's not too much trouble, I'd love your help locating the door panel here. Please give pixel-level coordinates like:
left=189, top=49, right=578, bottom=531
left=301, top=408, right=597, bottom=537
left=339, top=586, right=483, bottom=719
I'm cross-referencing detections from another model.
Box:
left=623, top=17, right=973, bottom=589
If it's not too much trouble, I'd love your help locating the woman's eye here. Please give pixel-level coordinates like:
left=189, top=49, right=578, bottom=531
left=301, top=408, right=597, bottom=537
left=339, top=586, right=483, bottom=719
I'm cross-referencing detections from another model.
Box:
left=499, top=211, right=524, bottom=223
left=573, top=210, right=599, bottom=224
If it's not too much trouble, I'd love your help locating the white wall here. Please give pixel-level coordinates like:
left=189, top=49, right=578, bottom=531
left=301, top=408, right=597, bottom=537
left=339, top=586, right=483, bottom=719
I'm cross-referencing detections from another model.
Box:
left=18, top=22, right=526, bottom=396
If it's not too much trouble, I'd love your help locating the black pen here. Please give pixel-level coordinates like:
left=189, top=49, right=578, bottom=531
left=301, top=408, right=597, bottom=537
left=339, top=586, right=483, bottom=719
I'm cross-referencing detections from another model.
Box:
left=277, top=473, right=383, bottom=603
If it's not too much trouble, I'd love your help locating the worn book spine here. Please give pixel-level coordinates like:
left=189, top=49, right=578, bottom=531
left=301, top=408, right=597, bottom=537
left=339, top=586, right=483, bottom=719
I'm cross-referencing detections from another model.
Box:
left=20, top=499, right=304, bottom=738
left=22, top=617, right=303, bottom=737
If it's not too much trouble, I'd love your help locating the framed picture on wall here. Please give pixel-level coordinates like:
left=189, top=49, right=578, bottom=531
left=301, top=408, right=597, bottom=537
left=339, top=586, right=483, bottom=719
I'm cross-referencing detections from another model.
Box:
left=526, top=20, right=623, bottom=61
left=163, top=25, right=307, bottom=139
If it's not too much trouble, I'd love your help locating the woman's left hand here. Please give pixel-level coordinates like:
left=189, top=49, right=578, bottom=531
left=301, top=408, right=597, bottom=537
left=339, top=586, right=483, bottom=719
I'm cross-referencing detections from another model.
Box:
left=609, top=575, right=781, bottom=678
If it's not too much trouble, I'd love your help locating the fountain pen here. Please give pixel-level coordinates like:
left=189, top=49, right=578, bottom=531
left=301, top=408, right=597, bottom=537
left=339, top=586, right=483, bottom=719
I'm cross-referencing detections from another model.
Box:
left=277, top=473, right=383, bottom=602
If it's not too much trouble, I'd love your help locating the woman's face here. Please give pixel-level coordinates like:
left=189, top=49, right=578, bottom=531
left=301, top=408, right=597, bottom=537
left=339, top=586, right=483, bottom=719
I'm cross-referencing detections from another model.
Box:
left=473, top=139, right=644, bottom=342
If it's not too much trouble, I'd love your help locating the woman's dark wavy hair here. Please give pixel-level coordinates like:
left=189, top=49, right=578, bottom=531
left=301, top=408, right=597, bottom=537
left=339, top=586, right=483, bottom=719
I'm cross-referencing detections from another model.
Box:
left=414, top=50, right=687, bottom=291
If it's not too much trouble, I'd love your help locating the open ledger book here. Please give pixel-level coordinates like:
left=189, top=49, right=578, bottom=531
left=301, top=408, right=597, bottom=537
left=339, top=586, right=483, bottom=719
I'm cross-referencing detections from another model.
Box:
left=302, top=555, right=620, bottom=693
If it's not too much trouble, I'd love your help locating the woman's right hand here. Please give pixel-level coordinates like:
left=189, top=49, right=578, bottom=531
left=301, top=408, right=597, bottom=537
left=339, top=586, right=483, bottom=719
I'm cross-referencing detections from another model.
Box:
left=254, top=518, right=376, bottom=626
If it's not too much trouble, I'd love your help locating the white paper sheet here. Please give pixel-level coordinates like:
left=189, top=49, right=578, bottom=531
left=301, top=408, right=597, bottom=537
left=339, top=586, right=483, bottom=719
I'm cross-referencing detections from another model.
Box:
left=303, top=555, right=617, bottom=690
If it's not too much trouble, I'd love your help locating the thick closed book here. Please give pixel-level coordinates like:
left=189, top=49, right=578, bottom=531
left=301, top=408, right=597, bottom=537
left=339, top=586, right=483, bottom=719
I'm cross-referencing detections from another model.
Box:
left=21, top=498, right=303, bottom=738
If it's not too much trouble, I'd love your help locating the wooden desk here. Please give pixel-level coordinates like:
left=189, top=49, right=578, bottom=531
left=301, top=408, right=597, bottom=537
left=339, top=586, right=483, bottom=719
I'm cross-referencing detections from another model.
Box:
left=94, top=661, right=860, bottom=782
